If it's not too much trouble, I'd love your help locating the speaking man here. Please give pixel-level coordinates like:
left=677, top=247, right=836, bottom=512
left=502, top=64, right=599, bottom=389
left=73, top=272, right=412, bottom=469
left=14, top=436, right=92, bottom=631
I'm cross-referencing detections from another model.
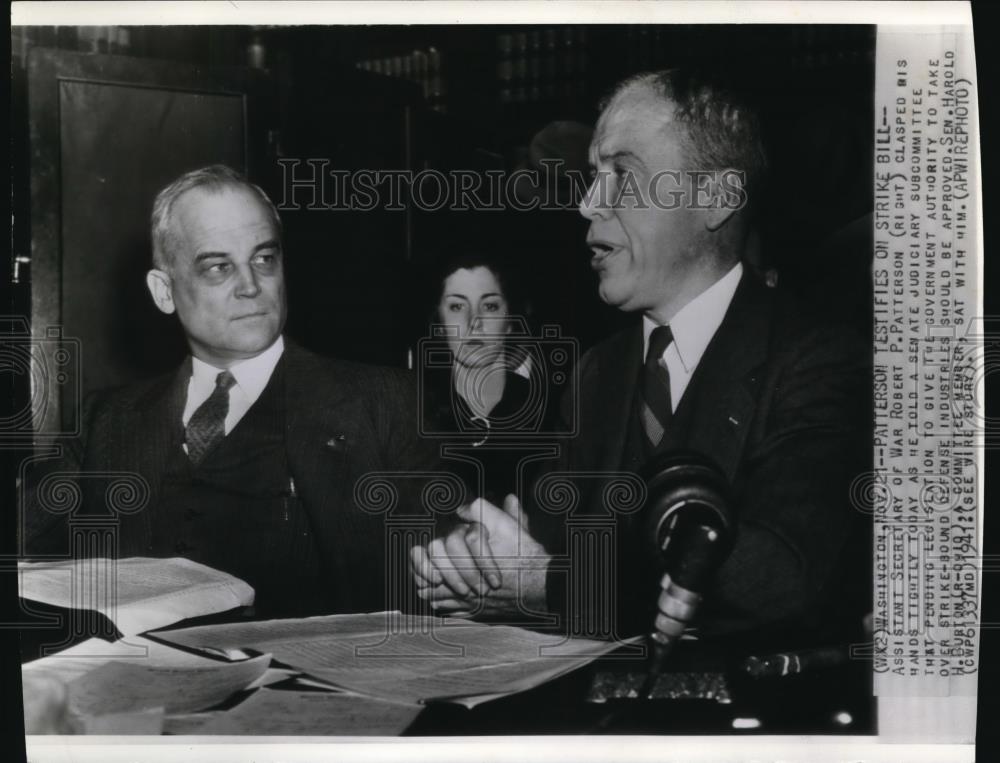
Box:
left=24, top=165, right=431, bottom=618
left=411, top=69, right=871, bottom=650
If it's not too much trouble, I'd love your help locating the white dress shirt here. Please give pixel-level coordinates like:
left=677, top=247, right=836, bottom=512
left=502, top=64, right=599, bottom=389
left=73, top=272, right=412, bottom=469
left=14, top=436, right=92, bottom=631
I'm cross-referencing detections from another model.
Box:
left=182, top=336, right=285, bottom=436
left=642, top=263, right=743, bottom=412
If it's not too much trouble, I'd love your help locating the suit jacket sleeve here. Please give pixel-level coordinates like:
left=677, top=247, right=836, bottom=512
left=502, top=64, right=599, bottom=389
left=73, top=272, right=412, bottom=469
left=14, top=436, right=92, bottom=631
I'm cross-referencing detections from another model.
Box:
left=535, top=317, right=871, bottom=641
left=21, top=390, right=109, bottom=556
left=704, top=321, right=872, bottom=636
left=368, top=367, right=445, bottom=512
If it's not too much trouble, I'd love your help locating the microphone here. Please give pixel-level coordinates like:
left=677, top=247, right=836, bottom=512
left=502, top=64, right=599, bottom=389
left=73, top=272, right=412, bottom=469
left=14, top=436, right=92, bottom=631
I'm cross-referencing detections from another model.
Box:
left=638, top=451, right=734, bottom=696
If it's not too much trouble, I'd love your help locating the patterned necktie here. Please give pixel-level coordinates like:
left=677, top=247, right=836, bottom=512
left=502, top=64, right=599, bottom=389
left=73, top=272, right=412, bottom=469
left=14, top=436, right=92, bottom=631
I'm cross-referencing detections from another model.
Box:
left=186, top=370, right=236, bottom=465
left=640, top=325, right=674, bottom=448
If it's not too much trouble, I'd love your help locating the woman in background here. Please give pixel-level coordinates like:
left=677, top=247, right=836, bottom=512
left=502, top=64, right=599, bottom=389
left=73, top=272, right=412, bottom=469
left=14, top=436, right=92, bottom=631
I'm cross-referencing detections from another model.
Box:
left=421, top=251, right=548, bottom=505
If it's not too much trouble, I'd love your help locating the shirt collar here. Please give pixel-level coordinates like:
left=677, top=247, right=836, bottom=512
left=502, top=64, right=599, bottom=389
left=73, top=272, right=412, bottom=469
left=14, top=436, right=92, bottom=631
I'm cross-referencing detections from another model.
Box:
left=643, top=262, right=743, bottom=372
left=190, top=335, right=285, bottom=398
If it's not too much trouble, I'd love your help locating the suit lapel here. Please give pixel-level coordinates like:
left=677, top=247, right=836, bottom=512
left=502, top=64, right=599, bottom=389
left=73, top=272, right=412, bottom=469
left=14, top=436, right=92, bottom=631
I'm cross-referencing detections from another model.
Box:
left=680, top=273, right=772, bottom=483
left=111, top=357, right=189, bottom=549
left=131, top=358, right=189, bottom=483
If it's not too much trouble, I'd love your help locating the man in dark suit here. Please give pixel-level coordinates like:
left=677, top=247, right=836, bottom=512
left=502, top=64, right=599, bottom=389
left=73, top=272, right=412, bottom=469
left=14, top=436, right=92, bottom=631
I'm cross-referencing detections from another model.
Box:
left=410, top=70, right=870, bottom=650
left=24, top=165, right=431, bottom=618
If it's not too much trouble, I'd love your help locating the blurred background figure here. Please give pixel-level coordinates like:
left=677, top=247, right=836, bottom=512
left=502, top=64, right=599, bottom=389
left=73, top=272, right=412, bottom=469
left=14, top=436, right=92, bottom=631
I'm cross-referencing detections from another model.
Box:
left=420, top=250, right=551, bottom=505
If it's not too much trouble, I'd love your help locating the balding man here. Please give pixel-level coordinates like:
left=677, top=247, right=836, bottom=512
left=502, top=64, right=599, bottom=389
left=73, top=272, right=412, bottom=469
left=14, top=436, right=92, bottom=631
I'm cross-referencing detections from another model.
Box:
left=412, top=69, right=871, bottom=652
left=25, top=165, right=431, bottom=618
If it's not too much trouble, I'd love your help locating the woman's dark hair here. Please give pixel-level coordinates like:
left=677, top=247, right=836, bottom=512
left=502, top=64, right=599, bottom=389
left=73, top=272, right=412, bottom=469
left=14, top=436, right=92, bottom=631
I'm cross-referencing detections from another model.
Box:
left=423, top=249, right=533, bottom=332
left=419, top=248, right=537, bottom=428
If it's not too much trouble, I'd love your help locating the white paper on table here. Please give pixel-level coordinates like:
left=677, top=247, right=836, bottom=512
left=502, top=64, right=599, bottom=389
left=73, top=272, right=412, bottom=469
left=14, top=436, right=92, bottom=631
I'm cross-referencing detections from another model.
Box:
left=195, top=689, right=423, bottom=736
left=23, top=635, right=279, bottom=735
left=292, top=675, right=353, bottom=692
left=246, top=666, right=300, bottom=690
left=153, top=611, right=640, bottom=706
left=22, top=635, right=231, bottom=684
left=18, top=557, right=255, bottom=636
left=66, top=652, right=271, bottom=716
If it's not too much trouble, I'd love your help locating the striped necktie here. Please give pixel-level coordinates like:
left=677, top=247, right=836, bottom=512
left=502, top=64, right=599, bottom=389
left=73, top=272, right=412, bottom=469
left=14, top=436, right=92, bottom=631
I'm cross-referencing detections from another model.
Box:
left=186, top=370, right=236, bottom=464
left=640, top=325, right=674, bottom=448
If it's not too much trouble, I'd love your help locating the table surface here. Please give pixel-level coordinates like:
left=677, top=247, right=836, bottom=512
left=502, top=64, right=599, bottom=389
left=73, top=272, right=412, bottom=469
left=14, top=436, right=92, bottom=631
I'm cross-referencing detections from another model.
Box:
left=404, top=646, right=875, bottom=735
left=18, top=604, right=876, bottom=736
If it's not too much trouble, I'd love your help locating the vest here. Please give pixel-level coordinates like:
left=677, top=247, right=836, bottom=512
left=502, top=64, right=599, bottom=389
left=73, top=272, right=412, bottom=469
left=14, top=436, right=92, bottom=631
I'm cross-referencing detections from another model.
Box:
left=145, top=361, right=329, bottom=618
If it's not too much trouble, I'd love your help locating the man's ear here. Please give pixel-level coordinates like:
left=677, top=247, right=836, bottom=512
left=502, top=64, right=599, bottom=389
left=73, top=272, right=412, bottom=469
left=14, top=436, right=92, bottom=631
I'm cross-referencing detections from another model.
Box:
left=146, top=269, right=176, bottom=315
left=704, top=168, right=746, bottom=232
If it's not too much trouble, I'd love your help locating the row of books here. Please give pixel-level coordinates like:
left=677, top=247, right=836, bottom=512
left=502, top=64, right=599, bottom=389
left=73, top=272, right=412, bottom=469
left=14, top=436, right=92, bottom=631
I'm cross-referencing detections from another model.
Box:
left=496, top=27, right=590, bottom=105
left=355, top=47, right=449, bottom=113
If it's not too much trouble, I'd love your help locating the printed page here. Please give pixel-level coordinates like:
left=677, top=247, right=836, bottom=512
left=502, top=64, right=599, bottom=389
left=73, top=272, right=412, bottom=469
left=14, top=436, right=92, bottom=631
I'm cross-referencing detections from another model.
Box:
left=22, top=634, right=227, bottom=683
left=66, top=653, right=271, bottom=716
left=154, top=612, right=630, bottom=705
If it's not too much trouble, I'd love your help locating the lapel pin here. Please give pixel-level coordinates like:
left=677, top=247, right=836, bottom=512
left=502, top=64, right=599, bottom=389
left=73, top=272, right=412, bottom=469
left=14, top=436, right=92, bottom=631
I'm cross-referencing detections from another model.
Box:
left=727, top=415, right=740, bottom=428
left=326, top=435, right=346, bottom=449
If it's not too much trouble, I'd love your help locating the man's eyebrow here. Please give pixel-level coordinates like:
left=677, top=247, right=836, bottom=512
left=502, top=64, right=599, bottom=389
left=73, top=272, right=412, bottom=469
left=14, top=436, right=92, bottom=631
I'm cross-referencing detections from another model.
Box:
left=599, top=149, right=644, bottom=165
left=193, top=251, right=230, bottom=263
left=192, top=240, right=280, bottom=263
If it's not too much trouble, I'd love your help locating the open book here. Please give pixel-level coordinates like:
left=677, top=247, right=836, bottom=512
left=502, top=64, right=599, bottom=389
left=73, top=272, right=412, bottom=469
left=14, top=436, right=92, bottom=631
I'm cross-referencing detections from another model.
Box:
left=18, top=557, right=255, bottom=636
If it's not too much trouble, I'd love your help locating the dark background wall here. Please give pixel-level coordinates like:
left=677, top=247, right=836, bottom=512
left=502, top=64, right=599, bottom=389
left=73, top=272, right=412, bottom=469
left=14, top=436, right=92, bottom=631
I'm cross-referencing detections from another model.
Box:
left=10, top=24, right=875, bottom=429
